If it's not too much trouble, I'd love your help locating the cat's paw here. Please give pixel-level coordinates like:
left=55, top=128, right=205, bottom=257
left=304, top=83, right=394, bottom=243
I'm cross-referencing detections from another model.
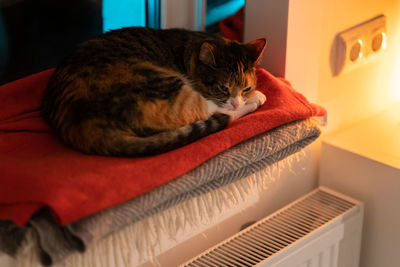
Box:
left=228, top=102, right=258, bottom=121
left=247, top=90, right=266, bottom=107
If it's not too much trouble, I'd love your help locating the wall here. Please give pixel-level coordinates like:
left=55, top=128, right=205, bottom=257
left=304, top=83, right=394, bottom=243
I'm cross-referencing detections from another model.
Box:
left=246, top=0, right=400, bottom=134
left=161, top=0, right=205, bottom=30
left=314, top=3, right=400, bottom=267
left=247, top=1, right=400, bottom=266
left=244, top=0, right=289, bottom=77
left=287, top=0, right=400, bottom=134
left=315, top=0, right=400, bottom=134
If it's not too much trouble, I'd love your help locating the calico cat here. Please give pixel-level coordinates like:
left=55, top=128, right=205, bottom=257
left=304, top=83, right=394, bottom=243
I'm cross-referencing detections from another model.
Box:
left=41, top=27, right=267, bottom=157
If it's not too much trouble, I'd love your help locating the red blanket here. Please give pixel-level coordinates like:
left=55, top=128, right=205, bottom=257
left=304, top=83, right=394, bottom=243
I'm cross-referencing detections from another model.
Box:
left=0, top=68, right=325, bottom=227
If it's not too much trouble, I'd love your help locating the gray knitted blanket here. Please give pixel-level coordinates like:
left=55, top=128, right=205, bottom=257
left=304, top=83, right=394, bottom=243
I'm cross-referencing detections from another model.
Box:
left=0, top=118, right=321, bottom=266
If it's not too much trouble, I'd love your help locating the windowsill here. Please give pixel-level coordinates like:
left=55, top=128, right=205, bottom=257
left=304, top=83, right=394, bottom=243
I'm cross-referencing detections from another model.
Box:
left=323, top=102, right=400, bottom=170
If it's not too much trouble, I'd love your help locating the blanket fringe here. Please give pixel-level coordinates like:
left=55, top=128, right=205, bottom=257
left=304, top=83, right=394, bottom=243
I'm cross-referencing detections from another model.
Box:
left=15, top=151, right=305, bottom=267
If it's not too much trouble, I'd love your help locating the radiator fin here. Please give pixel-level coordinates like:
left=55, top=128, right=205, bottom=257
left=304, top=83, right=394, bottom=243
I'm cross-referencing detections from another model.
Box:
left=182, top=188, right=358, bottom=267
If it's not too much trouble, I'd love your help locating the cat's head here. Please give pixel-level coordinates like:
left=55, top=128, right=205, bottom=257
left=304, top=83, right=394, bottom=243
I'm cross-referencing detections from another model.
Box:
left=194, top=38, right=266, bottom=110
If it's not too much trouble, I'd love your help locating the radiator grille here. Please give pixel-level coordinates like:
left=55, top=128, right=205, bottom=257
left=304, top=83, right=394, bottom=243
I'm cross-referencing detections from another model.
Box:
left=181, top=188, right=358, bottom=267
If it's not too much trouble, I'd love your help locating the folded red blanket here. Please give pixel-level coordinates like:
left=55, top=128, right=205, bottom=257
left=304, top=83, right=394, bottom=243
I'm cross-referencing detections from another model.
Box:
left=0, top=68, right=325, bottom=226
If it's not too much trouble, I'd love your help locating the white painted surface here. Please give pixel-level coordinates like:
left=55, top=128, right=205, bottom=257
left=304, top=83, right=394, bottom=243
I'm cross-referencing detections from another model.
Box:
left=284, top=0, right=325, bottom=103
left=181, top=187, right=364, bottom=267
left=323, top=102, right=400, bottom=169
left=244, top=0, right=289, bottom=77
left=315, top=0, right=400, bottom=134
left=245, top=0, right=400, bottom=133
left=268, top=225, right=344, bottom=267
left=320, top=104, right=400, bottom=267
left=160, top=0, right=205, bottom=30
left=244, top=0, right=325, bottom=102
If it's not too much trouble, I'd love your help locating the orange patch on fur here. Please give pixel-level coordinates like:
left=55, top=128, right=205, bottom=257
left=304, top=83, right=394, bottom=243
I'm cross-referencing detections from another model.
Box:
left=90, top=63, right=147, bottom=92
left=136, top=86, right=208, bottom=130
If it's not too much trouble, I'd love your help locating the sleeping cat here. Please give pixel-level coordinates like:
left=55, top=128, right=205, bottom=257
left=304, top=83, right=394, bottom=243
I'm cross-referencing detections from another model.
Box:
left=41, top=27, right=267, bottom=157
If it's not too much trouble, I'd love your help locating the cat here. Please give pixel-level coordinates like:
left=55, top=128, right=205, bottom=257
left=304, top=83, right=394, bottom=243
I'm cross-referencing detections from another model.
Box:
left=41, top=27, right=267, bottom=157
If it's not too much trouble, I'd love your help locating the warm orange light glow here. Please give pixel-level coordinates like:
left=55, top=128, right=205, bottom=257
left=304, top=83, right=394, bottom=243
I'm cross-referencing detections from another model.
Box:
left=382, top=32, right=387, bottom=49
left=390, top=58, right=400, bottom=100
left=389, top=36, right=400, bottom=101
left=358, top=39, right=363, bottom=59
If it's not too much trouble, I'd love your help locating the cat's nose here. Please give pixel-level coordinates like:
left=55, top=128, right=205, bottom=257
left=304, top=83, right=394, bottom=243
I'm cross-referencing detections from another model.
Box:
left=231, top=99, right=240, bottom=110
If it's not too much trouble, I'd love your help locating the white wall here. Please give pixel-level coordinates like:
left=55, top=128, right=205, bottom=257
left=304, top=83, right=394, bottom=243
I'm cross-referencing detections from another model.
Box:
left=246, top=0, right=400, bottom=134
left=161, top=0, right=205, bottom=30
left=244, top=0, right=290, bottom=77
left=315, top=0, right=400, bottom=134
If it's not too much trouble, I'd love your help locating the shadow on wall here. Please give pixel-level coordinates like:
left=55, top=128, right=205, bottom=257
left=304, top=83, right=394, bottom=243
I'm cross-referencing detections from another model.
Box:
left=0, top=0, right=103, bottom=85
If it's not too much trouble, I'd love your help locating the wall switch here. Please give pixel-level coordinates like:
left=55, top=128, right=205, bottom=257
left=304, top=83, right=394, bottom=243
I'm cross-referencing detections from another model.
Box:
left=333, top=15, right=386, bottom=76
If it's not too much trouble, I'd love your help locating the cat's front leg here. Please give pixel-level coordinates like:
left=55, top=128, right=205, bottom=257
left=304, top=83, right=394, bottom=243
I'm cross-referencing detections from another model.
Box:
left=207, top=90, right=266, bottom=121
left=228, top=91, right=266, bottom=121
left=246, top=90, right=266, bottom=106
left=228, top=103, right=258, bottom=121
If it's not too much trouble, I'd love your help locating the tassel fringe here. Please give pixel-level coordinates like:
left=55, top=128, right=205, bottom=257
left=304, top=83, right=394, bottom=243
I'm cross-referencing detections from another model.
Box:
left=15, top=151, right=305, bottom=267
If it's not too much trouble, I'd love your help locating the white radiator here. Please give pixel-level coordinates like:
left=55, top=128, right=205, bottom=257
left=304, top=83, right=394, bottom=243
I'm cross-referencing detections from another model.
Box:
left=181, top=187, right=363, bottom=267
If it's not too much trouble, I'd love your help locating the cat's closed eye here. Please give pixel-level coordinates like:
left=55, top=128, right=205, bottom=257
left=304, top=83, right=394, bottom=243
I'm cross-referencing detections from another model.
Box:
left=243, top=87, right=252, bottom=93
left=220, top=85, right=229, bottom=91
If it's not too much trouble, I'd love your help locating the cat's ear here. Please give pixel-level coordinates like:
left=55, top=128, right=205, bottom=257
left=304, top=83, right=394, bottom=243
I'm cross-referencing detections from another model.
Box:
left=199, top=42, right=216, bottom=66
left=246, top=38, right=267, bottom=65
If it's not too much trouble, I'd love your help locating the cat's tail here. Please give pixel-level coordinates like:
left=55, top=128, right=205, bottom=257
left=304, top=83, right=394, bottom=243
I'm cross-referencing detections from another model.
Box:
left=85, top=113, right=231, bottom=157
